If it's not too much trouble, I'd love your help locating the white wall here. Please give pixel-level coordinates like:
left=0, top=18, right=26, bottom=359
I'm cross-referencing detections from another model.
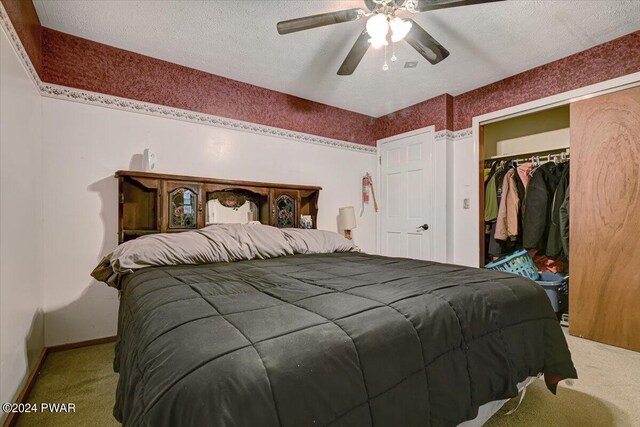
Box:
left=40, top=97, right=378, bottom=346
left=495, top=128, right=570, bottom=157
left=483, top=105, right=570, bottom=158
left=432, top=136, right=449, bottom=263
left=445, top=135, right=455, bottom=263
left=0, top=27, right=44, bottom=410
left=451, top=133, right=479, bottom=267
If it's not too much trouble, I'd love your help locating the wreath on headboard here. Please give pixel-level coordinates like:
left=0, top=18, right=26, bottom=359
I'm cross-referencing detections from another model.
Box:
left=210, top=192, right=247, bottom=210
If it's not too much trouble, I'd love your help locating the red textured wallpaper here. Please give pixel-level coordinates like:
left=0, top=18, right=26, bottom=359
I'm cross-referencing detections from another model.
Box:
left=2, top=0, right=41, bottom=75
left=452, top=31, right=640, bottom=130
left=41, top=28, right=378, bottom=146
left=373, top=94, right=452, bottom=140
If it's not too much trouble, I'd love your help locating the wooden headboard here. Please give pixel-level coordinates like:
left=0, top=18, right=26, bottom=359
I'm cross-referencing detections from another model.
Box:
left=116, top=170, right=321, bottom=243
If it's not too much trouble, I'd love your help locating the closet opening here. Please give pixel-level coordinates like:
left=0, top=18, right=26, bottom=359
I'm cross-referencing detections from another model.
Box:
left=479, top=105, right=571, bottom=321
left=474, top=82, right=640, bottom=352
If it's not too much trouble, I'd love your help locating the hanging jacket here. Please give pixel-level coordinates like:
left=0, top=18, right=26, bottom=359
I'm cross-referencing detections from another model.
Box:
left=484, top=168, right=498, bottom=222
left=495, top=169, right=520, bottom=241
left=522, top=162, right=567, bottom=253
left=488, top=166, right=520, bottom=258
left=546, top=163, right=570, bottom=259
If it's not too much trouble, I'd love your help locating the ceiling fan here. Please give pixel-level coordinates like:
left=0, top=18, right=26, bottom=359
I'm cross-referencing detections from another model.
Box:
left=277, top=0, right=502, bottom=75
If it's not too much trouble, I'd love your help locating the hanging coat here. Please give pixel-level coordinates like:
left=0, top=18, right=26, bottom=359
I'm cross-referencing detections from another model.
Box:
left=488, top=166, right=520, bottom=258
left=546, top=163, right=570, bottom=259
left=522, top=162, right=567, bottom=253
left=484, top=168, right=498, bottom=222
left=495, top=169, right=520, bottom=241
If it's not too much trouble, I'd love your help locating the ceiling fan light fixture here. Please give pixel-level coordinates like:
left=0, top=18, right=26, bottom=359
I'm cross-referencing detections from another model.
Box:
left=390, top=17, right=412, bottom=42
left=369, top=37, right=389, bottom=48
left=366, top=13, right=389, bottom=48
left=277, top=0, right=490, bottom=75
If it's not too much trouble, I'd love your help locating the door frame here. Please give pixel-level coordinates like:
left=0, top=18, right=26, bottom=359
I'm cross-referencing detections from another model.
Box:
left=376, top=125, right=448, bottom=261
left=471, top=71, right=640, bottom=266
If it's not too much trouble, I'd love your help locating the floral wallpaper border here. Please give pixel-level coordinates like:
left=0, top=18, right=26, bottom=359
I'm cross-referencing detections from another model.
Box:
left=39, top=83, right=379, bottom=154
left=0, top=1, right=40, bottom=87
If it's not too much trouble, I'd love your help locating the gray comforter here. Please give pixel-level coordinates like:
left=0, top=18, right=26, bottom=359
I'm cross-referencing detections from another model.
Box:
left=112, top=252, right=576, bottom=426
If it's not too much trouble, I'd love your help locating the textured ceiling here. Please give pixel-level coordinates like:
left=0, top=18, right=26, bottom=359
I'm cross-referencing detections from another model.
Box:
left=33, top=0, right=640, bottom=117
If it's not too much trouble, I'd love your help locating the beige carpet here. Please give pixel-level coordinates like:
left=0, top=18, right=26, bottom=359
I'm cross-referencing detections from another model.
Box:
left=16, top=330, right=640, bottom=426
left=486, top=330, right=640, bottom=427
left=16, top=343, right=119, bottom=427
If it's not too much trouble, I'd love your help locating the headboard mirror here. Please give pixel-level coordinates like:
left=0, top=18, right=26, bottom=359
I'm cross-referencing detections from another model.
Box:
left=206, top=191, right=259, bottom=225
left=116, top=171, right=321, bottom=243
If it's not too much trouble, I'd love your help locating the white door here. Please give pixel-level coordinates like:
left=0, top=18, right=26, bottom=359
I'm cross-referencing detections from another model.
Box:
left=379, top=129, right=435, bottom=260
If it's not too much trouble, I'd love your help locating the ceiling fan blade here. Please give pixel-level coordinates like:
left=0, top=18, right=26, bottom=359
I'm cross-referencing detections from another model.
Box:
left=277, top=9, right=364, bottom=35
left=404, top=20, right=450, bottom=65
left=413, top=0, right=503, bottom=13
left=337, top=30, right=371, bottom=76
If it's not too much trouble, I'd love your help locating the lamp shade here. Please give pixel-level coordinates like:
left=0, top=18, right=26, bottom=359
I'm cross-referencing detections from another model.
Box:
left=338, top=206, right=357, bottom=230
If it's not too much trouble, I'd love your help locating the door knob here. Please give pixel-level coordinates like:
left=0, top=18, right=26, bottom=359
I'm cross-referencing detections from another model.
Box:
left=416, top=224, right=429, bottom=232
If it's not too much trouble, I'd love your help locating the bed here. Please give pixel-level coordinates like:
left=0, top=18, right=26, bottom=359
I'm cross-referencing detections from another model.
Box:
left=93, top=222, right=576, bottom=427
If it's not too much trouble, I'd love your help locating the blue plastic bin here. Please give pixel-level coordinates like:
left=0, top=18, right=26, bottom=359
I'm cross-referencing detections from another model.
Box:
left=536, top=272, right=567, bottom=312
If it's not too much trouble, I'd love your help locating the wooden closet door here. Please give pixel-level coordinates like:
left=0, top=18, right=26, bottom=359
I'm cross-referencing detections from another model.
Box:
left=570, top=86, right=640, bottom=351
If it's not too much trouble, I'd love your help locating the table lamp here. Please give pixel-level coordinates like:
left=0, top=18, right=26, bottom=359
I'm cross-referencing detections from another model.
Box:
left=338, top=206, right=357, bottom=240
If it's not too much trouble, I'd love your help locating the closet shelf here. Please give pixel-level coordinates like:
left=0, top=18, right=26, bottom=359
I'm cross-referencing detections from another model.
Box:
left=485, top=146, right=570, bottom=161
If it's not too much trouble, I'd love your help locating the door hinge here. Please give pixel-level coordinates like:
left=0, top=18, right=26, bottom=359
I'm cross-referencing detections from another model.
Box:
left=379, top=156, right=381, bottom=165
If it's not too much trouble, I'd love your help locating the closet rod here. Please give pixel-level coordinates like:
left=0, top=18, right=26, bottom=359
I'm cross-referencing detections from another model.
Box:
left=484, top=146, right=570, bottom=162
